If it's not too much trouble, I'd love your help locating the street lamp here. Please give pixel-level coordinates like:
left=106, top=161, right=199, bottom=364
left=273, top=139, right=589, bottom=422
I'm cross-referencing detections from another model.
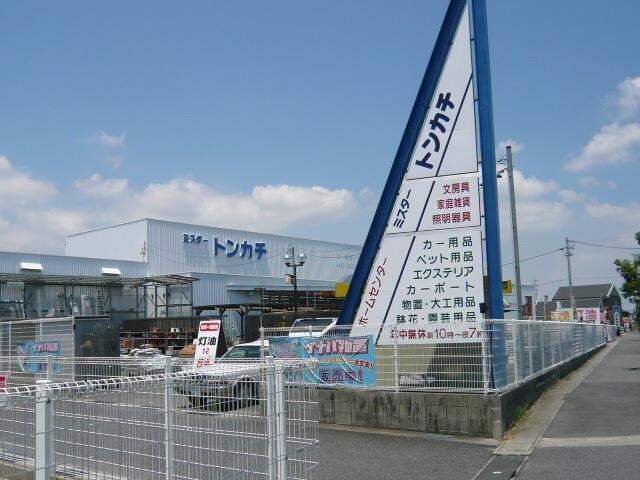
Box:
left=284, top=246, right=306, bottom=314
left=498, top=145, right=523, bottom=319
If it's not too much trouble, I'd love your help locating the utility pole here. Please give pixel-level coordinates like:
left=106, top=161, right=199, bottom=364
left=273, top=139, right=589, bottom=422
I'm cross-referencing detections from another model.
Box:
left=565, top=237, right=576, bottom=321
left=543, top=294, right=549, bottom=320
left=506, top=146, right=523, bottom=319
left=532, top=278, right=538, bottom=321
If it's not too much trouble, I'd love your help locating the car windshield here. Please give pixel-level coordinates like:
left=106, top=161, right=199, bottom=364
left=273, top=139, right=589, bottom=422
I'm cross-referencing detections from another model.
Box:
left=222, top=346, right=261, bottom=359
left=291, top=318, right=334, bottom=330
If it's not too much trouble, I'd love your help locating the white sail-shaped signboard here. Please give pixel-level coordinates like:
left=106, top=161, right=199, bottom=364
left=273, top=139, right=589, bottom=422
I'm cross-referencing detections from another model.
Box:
left=350, top=5, right=486, bottom=345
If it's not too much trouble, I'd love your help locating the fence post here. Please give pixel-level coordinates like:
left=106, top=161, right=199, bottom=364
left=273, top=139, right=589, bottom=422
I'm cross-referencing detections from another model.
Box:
left=266, top=356, right=287, bottom=480
left=393, top=323, right=399, bottom=394
left=35, top=379, right=54, bottom=480
left=47, top=355, right=54, bottom=381
left=481, top=320, right=490, bottom=394
left=539, top=326, right=546, bottom=371
left=164, top=357, right=175, bottom=480
left=527, top=323, right=534, bottom=378
left=512, top=322, right=520, bottom=384
left=260, top=327, right=265, bottom=360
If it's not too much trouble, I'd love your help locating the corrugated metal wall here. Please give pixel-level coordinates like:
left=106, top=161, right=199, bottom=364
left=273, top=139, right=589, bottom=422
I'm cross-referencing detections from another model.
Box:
left=0, top=251, right=146, bottom=278
left=146, top=219, right=360, bottom=281
left=65, top=219, right=148, bottom=262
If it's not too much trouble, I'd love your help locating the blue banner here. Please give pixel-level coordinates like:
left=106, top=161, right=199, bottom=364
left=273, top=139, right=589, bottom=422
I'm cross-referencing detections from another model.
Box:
left=269, top=335, right=376, bottom=387
left=16, top=340, right=63, bottom=374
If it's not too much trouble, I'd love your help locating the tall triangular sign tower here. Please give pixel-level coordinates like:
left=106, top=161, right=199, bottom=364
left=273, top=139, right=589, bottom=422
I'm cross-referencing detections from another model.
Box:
left=338, top=0, right=505, bottom=385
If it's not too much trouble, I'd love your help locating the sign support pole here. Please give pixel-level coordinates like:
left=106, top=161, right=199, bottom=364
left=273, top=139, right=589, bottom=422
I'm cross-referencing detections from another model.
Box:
left=471, top=0, right=505, bottom=388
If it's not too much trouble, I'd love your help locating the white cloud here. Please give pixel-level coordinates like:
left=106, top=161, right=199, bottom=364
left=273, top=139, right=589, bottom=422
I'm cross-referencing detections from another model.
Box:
left=585, top=201, right=640, bottom=223
left=558, top=189, right=585, bottom=203
left=611, top=76, right=640, bottom=119
left=565, top=122, right=640, bottom=172
left=498, top=169, right=569, bottom=232
left=515, top=200, right=570, bottom=231
left=125, top=179, right=355, bottom=232
left=578, top=177, right=600, bottom=188
left=0, top=155, right=57, bottom=205
left=497, top=139, right=524, bottom=155
left=509, top=169, right=558, bottom=199
left=75, top=174, right=129, bottom=198
left=87, top=131, right=126, bottom=148
left=0, top=155, right=12, bottom=172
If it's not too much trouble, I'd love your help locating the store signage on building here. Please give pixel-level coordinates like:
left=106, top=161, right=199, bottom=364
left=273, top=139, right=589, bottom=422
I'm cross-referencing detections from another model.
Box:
left=182, top=233, right=267, bottom=260
left=348, top=4, right=488, bottom=346
left=194, top=320, right=221, bottom=368
left=213, top=238, right=267, bottom=260
left=551, top=308, right=605, bottom=324
left=183, top=233, right=209, bottom=244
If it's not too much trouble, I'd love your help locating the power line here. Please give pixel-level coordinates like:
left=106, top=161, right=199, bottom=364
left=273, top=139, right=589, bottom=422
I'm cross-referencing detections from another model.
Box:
left=502, top=248, right=564, bottom=266
left=569, top=239, right=640, bottom=250
left=531, top=274, right=621, bottom=287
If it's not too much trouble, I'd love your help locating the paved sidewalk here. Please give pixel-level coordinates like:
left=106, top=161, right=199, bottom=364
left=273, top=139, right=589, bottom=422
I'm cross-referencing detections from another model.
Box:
left=517, top=332, right=640, bottom=480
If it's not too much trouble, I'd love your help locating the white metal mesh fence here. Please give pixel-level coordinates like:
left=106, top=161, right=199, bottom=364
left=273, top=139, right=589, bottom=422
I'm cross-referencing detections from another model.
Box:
left=606, top=323, right=618, bottom=342
left=0, top=317, right=74, bottom=357
left=261, top=319, right=612, bottom=393
left=0, top=359, right=319, bottom=480
left=494, top=320, right=607, bottom=388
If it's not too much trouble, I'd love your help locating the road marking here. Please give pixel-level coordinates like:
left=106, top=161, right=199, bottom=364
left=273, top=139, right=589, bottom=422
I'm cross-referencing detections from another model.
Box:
left=539, top=435, right=640, bottom=448
left=494, top=339, right=618, bottom=456
left=471, top=455, right=526, bottom=480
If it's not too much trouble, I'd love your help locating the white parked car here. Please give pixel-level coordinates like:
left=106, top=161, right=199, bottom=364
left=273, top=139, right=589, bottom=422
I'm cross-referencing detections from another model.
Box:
left=122, top=348, right=169, bottom=376
left=288, top=317, right=338, bottom=337
left=177, top=340, right=269, bottom=409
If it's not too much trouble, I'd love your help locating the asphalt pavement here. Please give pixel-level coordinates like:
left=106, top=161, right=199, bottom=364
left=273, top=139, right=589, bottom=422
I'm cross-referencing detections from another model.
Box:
left=319, top=427, right=495, bottom=480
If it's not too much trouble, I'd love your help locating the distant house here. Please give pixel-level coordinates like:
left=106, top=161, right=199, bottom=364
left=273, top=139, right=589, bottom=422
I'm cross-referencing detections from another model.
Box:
left=551, top=283, right=622, bottom=323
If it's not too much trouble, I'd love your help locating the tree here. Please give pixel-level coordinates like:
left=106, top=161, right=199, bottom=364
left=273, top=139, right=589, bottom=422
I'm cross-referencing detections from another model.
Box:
left=614, top=232, right=640, bottom=326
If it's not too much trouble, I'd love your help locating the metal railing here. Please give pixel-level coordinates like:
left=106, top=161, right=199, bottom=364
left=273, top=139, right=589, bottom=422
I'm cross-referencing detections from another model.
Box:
left=606, top=323, right=618, bottom=342
left=0, top=358, right=319, bottom=480
left=494, top=320, right=608, bottom=389
left=260, top=319, right=612, bottom=393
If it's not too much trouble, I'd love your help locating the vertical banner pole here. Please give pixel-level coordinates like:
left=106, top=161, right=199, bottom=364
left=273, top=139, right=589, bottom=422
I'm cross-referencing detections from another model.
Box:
left=471, top=0, right=506, bottom=388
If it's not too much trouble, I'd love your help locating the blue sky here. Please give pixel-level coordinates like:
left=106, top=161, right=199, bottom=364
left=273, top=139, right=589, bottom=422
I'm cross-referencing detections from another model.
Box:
left=1, top=0, right=639, bottom=299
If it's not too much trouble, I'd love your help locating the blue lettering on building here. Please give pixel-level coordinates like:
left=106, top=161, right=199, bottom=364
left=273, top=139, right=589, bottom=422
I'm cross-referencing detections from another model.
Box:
left=183, top=233, right=267, bottom=260
left=214, top=238, right=267, bottom=260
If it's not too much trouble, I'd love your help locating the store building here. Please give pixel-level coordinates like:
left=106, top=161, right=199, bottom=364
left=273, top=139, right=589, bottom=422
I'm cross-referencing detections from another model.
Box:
left=0, top=218, right=361, bottom=341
